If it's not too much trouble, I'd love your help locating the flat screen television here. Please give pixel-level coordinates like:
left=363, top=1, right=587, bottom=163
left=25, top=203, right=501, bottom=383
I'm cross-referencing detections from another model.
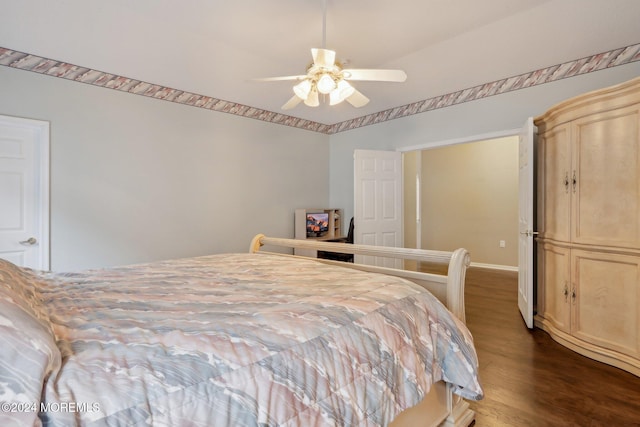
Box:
left=306, top=212, right=329, bottom=237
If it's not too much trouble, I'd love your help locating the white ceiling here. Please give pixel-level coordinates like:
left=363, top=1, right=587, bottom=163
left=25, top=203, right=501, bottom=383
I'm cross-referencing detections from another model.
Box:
left=1, top=0, right=640, bottom=125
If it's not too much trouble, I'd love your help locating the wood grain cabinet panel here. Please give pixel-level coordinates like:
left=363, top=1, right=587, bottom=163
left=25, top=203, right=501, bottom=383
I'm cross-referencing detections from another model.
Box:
left=572, top=107, right=640, bottom=248
left=540, top=125, right=571, bottom=243
left=572, top=249, right=640, bottom=359
left=541, top=243, right=571, bottom=334
left=535, top=76, right=640, bottom=376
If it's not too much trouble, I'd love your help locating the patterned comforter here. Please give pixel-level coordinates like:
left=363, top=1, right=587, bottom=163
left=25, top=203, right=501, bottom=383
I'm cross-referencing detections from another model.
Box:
left=0, top=253, right=482, bottom=427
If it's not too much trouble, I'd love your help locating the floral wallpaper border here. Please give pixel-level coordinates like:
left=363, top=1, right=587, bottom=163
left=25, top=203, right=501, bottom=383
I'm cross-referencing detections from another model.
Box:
left=1, top=43, right=639, bottom=135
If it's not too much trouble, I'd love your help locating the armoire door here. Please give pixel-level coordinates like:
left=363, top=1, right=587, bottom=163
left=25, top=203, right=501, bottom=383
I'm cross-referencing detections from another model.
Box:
left=571, top=106, right=640, bottom=248
left=541, top=124, right=571, bottom=243
left=571, top=249, right=640, bottom=359
left=541, top=243, right=571, bottom=334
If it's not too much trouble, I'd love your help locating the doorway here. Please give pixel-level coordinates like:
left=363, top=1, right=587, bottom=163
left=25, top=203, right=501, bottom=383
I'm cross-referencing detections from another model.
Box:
left=402, top=135, right=520, bottom=270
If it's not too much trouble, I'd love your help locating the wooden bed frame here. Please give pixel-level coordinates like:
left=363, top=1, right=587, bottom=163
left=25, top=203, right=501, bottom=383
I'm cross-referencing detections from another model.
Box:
left=249, top=234, right=475, bottom=427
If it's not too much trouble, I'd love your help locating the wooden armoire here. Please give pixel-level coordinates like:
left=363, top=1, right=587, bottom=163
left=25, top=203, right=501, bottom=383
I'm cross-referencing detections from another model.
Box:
left=535, top=76, right=640, bottom=376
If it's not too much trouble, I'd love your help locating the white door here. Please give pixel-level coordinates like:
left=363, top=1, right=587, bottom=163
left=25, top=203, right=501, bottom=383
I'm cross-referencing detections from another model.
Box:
left=518, top=117, right=536, bottom=328
left=354, top=149, right=403, bottom=267
left=0, top=115, right=50, bottom=269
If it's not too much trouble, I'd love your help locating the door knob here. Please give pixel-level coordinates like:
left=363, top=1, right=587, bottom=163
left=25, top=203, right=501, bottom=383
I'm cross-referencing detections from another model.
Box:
left=19, top=237, right=38, bottom=245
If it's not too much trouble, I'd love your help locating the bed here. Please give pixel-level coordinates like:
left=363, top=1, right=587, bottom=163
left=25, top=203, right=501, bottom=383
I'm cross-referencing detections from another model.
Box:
left=0, top=234, right=482, bottom=427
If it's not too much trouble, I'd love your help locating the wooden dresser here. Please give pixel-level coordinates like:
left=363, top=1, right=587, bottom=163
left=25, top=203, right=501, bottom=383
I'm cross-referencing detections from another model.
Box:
left=535, top=76, right=640, bottom=376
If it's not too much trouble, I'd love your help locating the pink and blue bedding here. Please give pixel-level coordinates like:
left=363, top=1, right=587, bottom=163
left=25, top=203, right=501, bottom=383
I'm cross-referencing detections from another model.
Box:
left=0, top=253, right=482, bottom=426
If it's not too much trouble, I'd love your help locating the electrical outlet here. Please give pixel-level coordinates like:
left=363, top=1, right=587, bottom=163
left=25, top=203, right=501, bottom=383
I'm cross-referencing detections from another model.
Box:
left=499, top=240, right=506, bottom=248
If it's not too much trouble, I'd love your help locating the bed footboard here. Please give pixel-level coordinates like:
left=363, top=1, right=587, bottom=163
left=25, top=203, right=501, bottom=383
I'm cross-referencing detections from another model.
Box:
left=249, top=234, right=471, bottom=323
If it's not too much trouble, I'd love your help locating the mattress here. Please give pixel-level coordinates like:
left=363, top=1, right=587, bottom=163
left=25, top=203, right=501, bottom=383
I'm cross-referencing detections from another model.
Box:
left=0, top=253, right=482, bottom=426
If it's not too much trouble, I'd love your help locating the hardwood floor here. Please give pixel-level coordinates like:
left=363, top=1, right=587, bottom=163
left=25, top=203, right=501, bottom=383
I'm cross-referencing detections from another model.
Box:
left=461, top=267, right=640, bottom=426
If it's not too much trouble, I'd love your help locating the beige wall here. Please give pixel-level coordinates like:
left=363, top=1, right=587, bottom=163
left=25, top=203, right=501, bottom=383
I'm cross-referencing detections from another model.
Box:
left=418, top=136, right=519, bottom=268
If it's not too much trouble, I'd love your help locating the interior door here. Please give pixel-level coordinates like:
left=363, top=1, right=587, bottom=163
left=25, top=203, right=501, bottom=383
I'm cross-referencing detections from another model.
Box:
left=518, top=117, right=536, bottom=328
left=353, top=149, right=403, bottom=267
left=0, top=115, right=50, bottom=269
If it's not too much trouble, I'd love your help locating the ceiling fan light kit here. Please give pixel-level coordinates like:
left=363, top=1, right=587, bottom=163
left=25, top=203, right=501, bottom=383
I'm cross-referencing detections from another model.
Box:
left=330, top=80, right=355, bottom=106
left=269, top=47, right=406, bottom=110
left=304, top=88, right=320, bottom=107
left=293, top=79, right=312, bottom=100
left=255, top=1, right=407, bottom=111
left=286, top=48, right=367, bottom=109
left=316, top=73, right=337, bottom=94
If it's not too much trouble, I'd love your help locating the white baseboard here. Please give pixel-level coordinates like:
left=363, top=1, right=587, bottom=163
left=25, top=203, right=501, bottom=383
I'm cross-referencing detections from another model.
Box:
left=469, top=262, right=518, bottom=272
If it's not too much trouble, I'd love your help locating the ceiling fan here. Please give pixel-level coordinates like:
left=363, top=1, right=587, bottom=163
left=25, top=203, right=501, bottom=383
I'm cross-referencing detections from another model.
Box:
left=255, top=1, right=407, bottom=110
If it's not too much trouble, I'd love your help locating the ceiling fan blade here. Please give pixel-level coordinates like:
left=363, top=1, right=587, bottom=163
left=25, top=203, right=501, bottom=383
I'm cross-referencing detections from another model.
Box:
left=346, top=89, right=369, bottom=108
left=282, top=95, right=303, bottom=110
left=311, top=48, right=336, bottom=68
left=342, top=69, right=407, bottom=82
left=252, top=75, right=306, bottom=82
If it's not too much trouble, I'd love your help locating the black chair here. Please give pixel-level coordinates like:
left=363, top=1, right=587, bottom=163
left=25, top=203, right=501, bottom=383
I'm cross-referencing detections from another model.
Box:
left=317, top=217, right=354, bottom=262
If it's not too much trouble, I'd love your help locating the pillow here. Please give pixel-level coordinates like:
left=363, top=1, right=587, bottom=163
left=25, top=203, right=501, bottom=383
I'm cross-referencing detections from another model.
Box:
left=0, top=259, right=61, bottom=427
